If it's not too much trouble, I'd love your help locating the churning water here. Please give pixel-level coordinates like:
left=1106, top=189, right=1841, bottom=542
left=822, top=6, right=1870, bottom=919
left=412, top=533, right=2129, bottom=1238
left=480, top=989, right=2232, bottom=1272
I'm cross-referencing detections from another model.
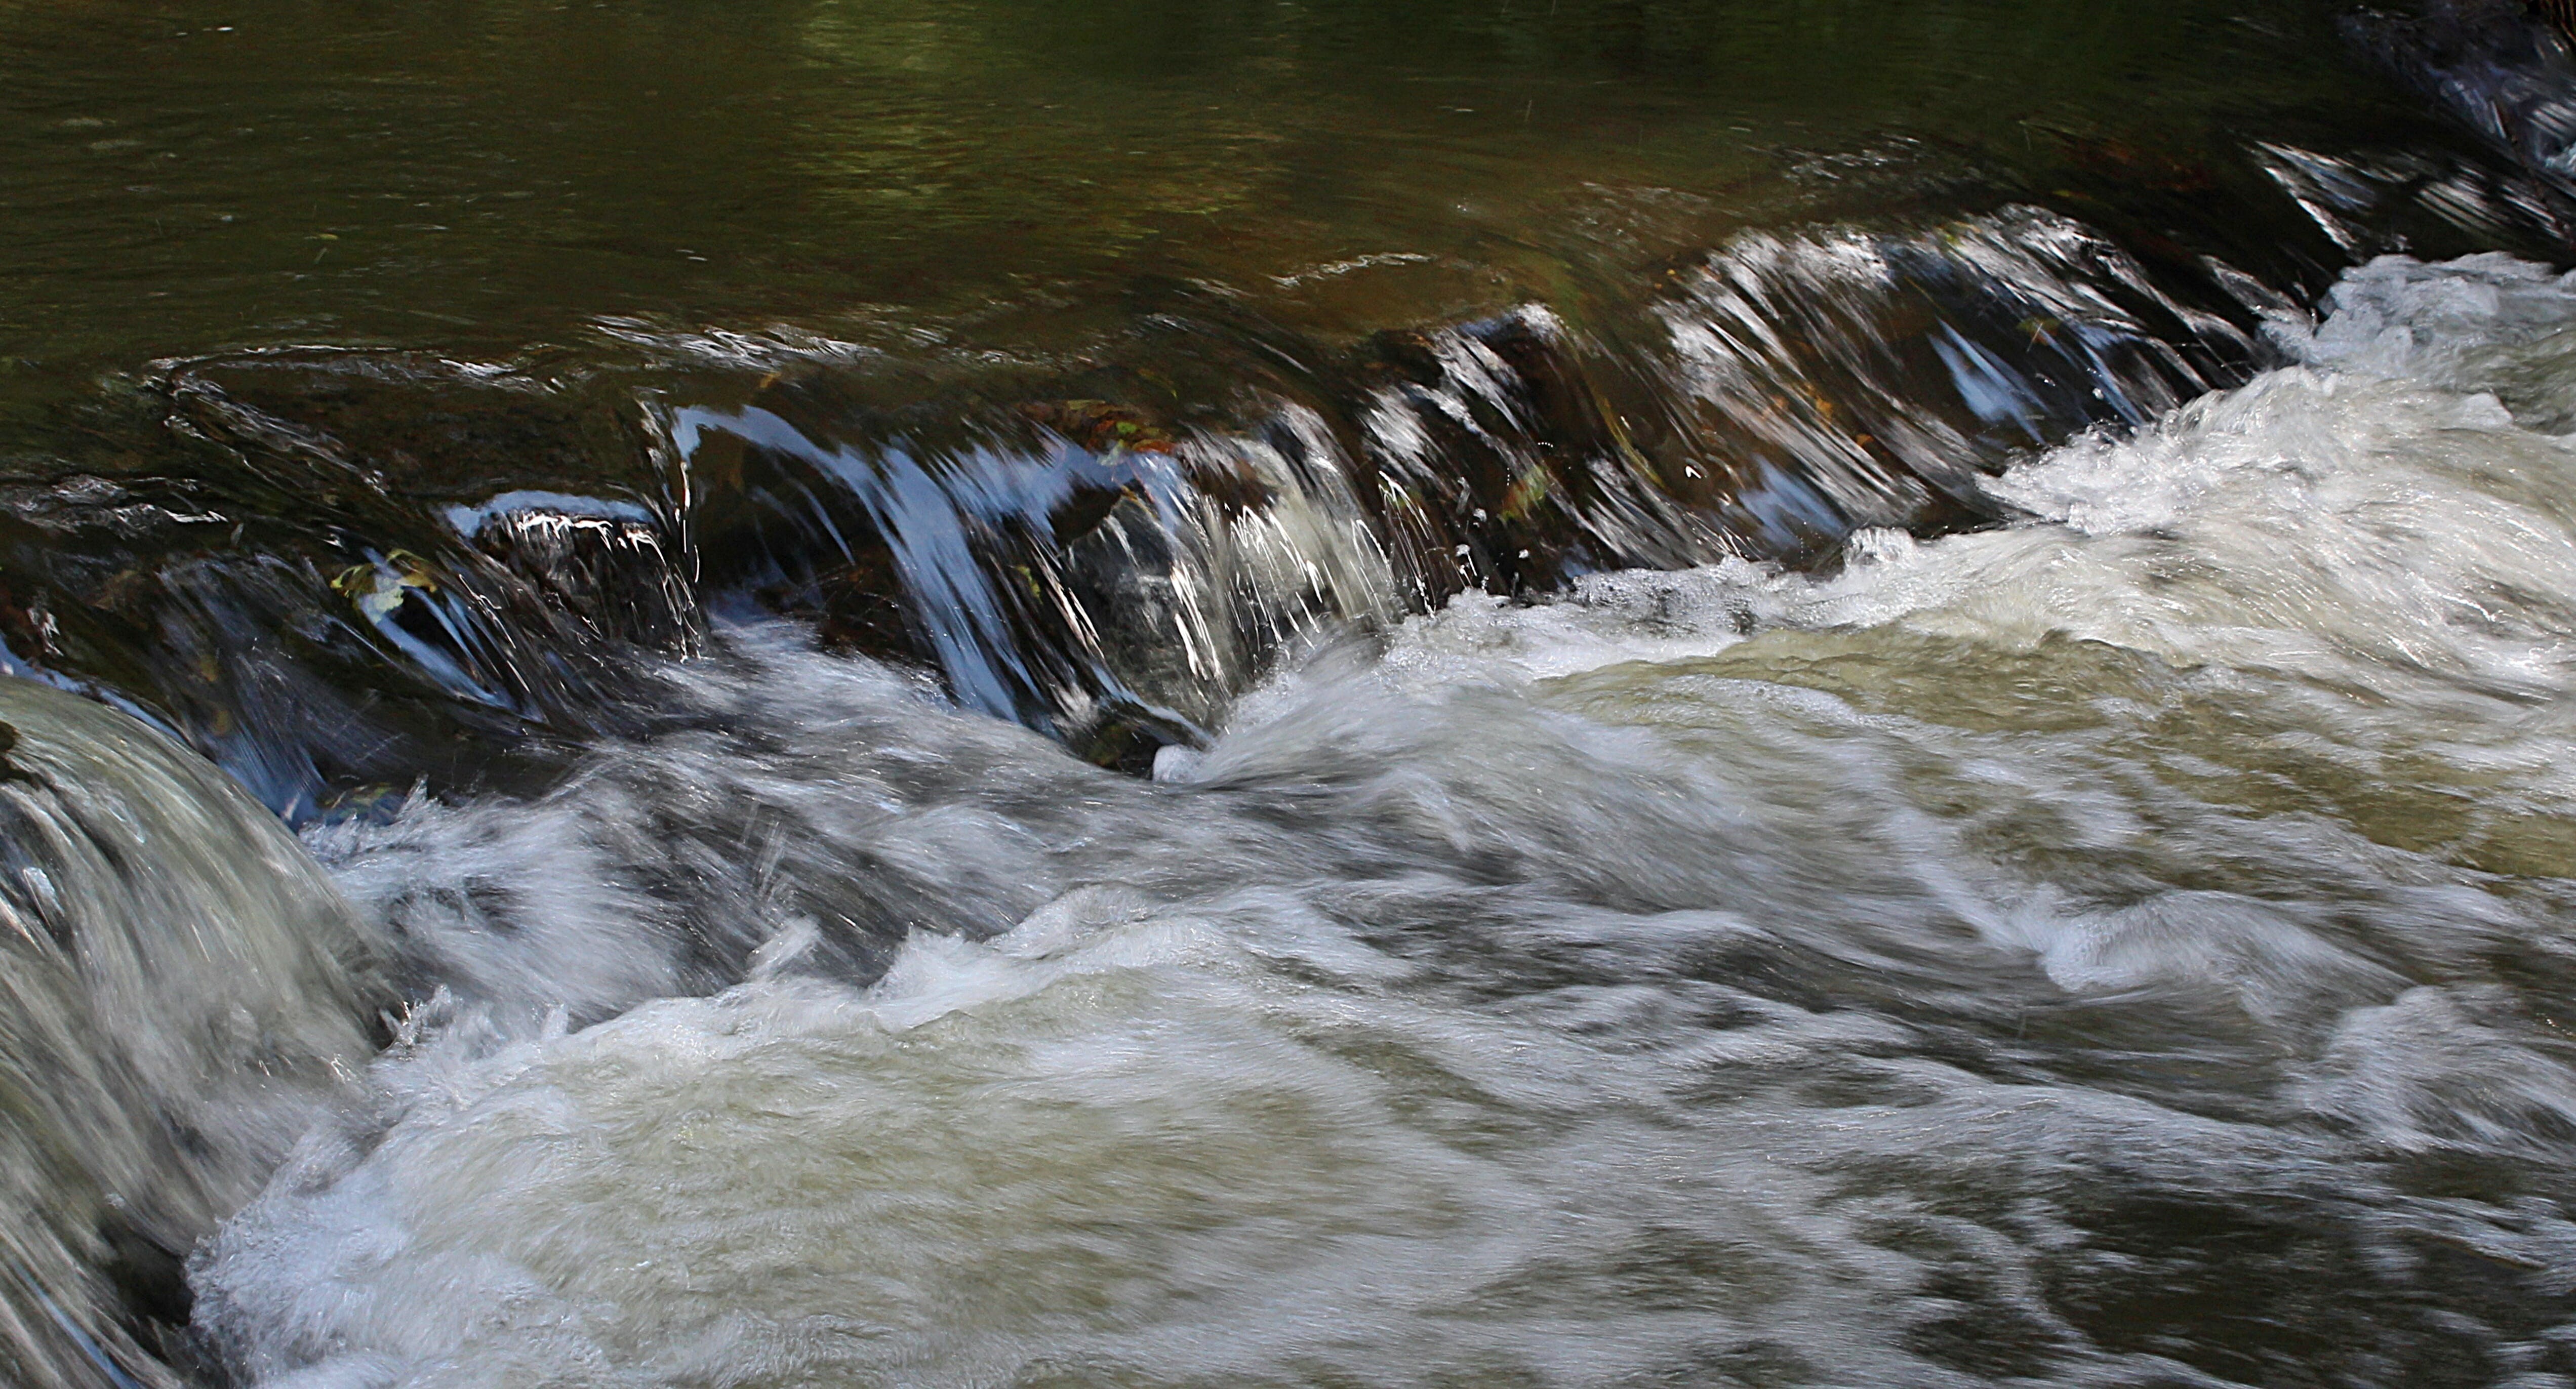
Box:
left=13, top=1, right=2576, bottom=1385
left=143, top=254, right=2576, bottom=1386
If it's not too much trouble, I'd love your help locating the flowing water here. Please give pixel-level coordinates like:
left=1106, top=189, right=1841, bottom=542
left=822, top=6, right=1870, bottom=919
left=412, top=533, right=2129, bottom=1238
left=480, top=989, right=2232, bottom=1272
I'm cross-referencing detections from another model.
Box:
left=10, top=0, right=2576, bottom=1385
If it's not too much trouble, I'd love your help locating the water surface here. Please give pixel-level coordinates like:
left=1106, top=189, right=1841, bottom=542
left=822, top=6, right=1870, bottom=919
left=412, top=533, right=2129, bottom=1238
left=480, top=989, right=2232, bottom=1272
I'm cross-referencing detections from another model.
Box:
left=5, top=2, right=2576, bottom=1386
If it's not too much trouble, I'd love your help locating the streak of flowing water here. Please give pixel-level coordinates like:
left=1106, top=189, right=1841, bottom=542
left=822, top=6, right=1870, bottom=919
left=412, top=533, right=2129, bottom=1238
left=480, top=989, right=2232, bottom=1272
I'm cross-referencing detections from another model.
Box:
left=0, top=682, right=378, bottom=1389
left=156, top=254, right=2576, bottom=1386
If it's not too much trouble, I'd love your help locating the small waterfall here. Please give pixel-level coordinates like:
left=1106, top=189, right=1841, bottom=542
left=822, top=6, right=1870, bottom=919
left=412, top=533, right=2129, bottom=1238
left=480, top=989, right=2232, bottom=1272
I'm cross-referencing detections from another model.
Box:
left=7, top=140, right=2547, bottom=812
left=601, top=207, right=2265, bottom=765
left=0, top=680, right=382, bottom=1388
left=673, top=397, right=1394, bottom=766
left=1654, top=208, right=2259, bottom=535
left=76, top=203, right=2277, bottom=791
left=35, top=75, right=2564, bottom=807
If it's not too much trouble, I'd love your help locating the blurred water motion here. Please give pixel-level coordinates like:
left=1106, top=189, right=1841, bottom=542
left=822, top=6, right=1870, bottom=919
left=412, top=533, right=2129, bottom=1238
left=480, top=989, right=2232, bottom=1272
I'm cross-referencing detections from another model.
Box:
left=6, top=0, right=2576, bottom=1384
left=0, top=681, right=378, bottom=1388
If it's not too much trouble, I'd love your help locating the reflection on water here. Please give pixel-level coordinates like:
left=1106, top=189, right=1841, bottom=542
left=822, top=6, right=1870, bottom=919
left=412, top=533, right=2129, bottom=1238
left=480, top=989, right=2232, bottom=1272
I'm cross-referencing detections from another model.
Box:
left=7, top=0, right=2576, bottom=1384
left=0, top=0, right=2487, bottom=378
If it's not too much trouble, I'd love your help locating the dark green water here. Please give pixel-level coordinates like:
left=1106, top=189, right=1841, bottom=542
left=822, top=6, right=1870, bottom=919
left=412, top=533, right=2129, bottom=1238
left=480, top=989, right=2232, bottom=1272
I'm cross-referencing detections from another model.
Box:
left=0, top=0, right=2451, bottom=380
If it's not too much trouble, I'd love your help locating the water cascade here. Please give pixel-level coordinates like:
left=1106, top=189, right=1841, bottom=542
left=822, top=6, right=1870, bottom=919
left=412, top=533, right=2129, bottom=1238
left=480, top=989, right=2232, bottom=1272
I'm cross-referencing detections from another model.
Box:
left=0, top=682, right=381, bottom=1388
left=3, top=0, right=2576, bottom=1383
left=165, top=253, right=2576, bottom=1385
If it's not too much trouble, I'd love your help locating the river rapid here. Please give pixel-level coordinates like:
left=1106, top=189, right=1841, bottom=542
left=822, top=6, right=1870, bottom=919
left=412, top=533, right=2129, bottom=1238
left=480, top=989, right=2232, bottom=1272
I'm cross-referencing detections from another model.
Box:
left=8, top=1, right=2576, bottom=1386
left=164, top=254, right=2576, bottom=1386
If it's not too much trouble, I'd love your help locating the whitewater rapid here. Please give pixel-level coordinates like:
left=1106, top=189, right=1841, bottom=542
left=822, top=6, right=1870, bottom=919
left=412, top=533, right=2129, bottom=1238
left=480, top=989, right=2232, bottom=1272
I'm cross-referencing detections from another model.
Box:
left=190, top=255, right=2576, bottom=1386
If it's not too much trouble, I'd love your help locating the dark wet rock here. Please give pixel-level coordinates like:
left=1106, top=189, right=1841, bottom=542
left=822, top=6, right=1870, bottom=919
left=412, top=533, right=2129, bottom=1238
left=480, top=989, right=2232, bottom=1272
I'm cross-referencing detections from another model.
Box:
left=1056, top=490, right=1234, bottom=738
left=1351, top=311, right=1733, bottom=601
left=808, top=543, right=918, bottom=660
left=152, top=349, right=660, bottom=504
left=0, top=719, right=39, bottom=786
left=0, top=460, right=618, bottom=819
left=1018, top=399, right=1180, bottom=456
left=450, top=498, right=701, bottom=656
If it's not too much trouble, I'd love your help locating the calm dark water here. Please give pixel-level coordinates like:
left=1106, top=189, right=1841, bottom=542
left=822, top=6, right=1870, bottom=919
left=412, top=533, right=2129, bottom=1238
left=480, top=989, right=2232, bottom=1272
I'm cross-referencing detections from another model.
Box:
left=0, top=0, right=2450, bottom=377
left=9, top=3, right=2576, bottom=1387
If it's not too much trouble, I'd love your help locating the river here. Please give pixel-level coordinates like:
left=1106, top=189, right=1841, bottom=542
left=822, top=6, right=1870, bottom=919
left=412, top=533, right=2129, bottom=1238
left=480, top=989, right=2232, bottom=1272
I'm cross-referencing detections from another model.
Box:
left=4, top=1, right=2576, bottom=1385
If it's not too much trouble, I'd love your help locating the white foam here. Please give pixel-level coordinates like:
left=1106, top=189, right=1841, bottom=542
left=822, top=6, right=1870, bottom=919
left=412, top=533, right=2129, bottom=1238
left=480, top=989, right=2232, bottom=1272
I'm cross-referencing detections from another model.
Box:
left=196, top=254, right=2576, bottom=1386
